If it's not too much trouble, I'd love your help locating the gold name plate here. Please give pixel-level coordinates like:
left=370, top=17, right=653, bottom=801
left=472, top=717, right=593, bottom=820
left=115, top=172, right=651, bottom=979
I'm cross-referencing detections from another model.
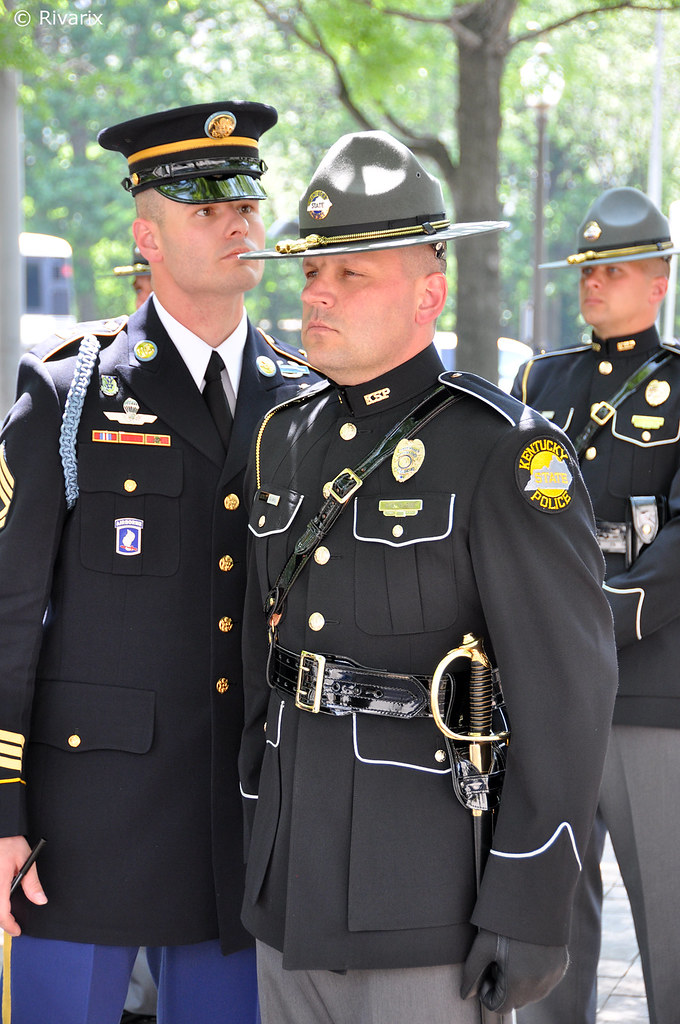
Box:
left=378, top=499, right=423, bottom=518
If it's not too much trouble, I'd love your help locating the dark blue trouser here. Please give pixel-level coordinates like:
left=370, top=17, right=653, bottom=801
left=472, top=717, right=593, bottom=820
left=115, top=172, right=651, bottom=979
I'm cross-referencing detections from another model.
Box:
left=2, top=935, right=258, bottom=1024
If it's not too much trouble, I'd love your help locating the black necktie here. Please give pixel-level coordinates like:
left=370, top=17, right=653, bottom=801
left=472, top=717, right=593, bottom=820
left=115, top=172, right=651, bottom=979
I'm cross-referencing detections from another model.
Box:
left=203, top=351, right=232, bottom=451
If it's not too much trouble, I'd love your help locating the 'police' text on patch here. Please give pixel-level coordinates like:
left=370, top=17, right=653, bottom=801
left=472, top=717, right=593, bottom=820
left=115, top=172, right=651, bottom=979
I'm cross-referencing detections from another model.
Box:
left=516, top=437, right=574, bottom=513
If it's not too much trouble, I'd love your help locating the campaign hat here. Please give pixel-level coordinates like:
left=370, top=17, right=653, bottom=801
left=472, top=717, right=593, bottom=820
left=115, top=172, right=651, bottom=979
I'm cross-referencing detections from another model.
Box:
left=542, top=186, right=680, bottom=269
left=241, top=130, right=505, bottom=259
left=98, top=101, right=277, bottom=203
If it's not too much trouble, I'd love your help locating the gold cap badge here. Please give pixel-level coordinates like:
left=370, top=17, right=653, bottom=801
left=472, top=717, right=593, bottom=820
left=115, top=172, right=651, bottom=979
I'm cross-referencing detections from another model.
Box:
left=205, top=111, right=236, bottom=139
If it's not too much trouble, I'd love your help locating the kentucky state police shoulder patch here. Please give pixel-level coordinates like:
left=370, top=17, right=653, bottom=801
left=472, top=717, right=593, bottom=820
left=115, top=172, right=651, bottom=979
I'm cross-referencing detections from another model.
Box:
left=515, top=436, right=574, bottom=513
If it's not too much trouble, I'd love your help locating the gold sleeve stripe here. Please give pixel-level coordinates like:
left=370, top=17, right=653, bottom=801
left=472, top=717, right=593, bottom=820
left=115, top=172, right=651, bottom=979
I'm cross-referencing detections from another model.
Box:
left=0, top=729, right=24, bottom=746
left=0, top=441, right=15, bottom=530
left=0, top=742, right=22, bottom=758
left=0, top=755, right=22, bottom=771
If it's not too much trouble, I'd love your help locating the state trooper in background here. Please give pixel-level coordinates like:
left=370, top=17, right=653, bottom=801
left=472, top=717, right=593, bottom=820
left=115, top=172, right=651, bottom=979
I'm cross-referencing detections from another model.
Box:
left=0, top=101, right=314, bottom=1023
left=112, top=246, right=153, bottom=310
left=236, top=130, right=618, bottom=1024
left=512, top=187, right=680, bottom=1024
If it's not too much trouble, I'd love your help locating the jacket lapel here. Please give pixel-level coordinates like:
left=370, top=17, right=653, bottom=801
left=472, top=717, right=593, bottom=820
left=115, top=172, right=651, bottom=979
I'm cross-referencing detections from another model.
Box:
left=222, top=322, right=299, bottom=480
left=114, top=300, right=226, bottom=466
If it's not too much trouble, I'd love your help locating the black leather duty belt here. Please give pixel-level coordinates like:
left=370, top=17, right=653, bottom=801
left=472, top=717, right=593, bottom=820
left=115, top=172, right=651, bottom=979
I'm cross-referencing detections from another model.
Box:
left=269, top=644, right=439, bottom=718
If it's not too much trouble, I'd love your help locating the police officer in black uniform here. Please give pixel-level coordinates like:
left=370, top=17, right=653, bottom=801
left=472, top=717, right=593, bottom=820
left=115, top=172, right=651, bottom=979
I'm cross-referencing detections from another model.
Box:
left=236, top=131, right=619, bottom=1024
left=512, top=188, right=680, bottom=1024
left=0, top=101, right=314, bottom=1023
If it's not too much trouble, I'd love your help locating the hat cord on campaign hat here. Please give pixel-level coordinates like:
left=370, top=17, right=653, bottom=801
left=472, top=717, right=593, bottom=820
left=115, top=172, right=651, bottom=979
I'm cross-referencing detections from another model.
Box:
left=275, top=219, right=451, bottom=254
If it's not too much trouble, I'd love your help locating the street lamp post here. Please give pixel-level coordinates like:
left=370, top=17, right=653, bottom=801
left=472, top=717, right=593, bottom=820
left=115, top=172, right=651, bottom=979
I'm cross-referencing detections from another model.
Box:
left=521, top=44, right=564, bottom=353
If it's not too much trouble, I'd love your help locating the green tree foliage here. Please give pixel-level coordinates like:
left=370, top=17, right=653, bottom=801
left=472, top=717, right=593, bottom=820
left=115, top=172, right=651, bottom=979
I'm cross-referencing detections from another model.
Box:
left=4, top=0, right=680, bottom=371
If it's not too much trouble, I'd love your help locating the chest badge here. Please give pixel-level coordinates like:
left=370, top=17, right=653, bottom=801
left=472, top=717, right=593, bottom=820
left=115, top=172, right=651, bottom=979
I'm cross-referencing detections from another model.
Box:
left=104, top=398, right=158, bottom=425
left=645, top=379, right=671, bottom=407
left=100, top=375, right=119, bottom=398
left=391, top=438, right=425, bottom=483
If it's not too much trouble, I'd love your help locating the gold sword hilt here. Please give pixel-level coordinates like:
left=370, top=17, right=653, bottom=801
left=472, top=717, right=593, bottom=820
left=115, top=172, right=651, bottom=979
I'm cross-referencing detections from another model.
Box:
left=430, top=633, right=509, bottom=745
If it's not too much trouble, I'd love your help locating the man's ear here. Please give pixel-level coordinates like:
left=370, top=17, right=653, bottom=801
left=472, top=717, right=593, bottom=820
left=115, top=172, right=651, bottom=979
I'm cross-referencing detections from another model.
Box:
left=650, top=273, right=669, bottom=306
left=133, top=218, right=162, bottom=265
left=415, top=272, right=448, bottom=326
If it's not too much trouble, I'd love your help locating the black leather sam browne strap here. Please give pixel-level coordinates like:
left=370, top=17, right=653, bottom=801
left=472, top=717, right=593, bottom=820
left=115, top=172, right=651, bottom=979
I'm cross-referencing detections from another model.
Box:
left=574, top=349, right=673, bottom=457
left=258, top=385, right=461, bottom=630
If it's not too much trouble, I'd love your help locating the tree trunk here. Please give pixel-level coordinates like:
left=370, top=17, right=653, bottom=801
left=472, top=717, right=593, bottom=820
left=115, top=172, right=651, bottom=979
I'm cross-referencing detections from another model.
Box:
left=454, top=0, right=515, bottom=383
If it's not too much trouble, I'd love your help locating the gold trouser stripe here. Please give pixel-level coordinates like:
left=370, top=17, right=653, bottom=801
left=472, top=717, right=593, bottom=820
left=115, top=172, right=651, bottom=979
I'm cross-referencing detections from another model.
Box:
left=128, top=135, right=257, bottom=164
left=2, top=933, right=11, bottom=1024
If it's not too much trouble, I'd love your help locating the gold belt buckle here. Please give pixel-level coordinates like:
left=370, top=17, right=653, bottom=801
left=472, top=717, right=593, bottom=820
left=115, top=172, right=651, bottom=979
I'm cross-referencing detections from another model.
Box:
left=329, top=468, right=362, bottom=504
left=590, top=401, right=615, bottom=426
left=295, top=650, right=327, bottom=713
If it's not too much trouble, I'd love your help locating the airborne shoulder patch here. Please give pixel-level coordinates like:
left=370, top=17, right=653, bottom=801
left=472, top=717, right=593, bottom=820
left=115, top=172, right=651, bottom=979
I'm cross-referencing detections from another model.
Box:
left=516, top=436, right=574, bottom=514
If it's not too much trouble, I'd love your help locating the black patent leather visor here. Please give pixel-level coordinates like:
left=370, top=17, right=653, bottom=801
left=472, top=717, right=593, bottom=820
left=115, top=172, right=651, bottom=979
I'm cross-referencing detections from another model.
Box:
left=155, top=174, right=267, bottom=203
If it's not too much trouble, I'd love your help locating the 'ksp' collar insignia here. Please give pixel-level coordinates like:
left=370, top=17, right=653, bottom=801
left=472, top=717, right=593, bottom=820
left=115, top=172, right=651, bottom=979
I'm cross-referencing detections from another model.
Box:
left=516, top=437, right=574, bottom=513
left=115, top=517, right=143, bottom=556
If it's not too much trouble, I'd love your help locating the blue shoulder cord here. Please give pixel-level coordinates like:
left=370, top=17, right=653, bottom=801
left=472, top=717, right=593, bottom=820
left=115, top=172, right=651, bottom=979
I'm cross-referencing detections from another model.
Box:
left=58, top=334, right=101, bottom=510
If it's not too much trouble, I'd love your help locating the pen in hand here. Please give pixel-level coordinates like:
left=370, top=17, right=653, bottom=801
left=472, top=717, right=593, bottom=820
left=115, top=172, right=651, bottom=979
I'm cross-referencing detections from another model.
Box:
left=10, top=838, right=47, bottom=897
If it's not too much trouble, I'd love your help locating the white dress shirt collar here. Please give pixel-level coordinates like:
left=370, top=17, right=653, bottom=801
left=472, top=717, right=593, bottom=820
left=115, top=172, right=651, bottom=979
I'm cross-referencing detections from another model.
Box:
left=151, top=295, right=247, bottom=398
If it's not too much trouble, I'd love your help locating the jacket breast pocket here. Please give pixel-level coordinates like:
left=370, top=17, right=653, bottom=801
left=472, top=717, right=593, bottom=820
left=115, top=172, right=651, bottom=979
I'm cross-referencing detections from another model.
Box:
left=537, top=406, right=575, bottom=432
left=353, top=493, right=457, bottom=635
left=248, top=485, right=304, bottom=595
left=30, top=678, right=155, bottom=754
left=606, top=411, right=680, bottom=498
left=78, top=443, right=182, bottom=576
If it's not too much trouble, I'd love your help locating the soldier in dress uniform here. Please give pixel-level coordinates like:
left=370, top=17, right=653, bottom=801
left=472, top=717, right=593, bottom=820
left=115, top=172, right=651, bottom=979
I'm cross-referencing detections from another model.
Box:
left=512, top=188, right=680, bottom=1024
left=0, top=101, right=315, bottom=1023
left=112, top=246, right=153, bottom=309
left=236, top=130, right=619, bottom=1024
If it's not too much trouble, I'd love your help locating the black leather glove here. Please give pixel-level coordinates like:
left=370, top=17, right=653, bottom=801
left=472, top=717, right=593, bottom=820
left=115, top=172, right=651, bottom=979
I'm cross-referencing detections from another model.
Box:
left=461, top=929, right=568, bottom=1014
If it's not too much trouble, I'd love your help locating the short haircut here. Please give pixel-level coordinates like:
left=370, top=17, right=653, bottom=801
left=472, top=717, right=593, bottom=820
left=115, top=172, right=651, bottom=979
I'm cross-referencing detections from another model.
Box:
left=135, top=188, right=166, bottom=224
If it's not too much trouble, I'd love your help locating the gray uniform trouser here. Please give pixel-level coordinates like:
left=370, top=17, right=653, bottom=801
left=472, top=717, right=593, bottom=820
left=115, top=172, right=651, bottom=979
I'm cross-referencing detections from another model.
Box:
left=257, top=940, right=509, bottom=1024
left=517, top=724, right=680, bottom=1024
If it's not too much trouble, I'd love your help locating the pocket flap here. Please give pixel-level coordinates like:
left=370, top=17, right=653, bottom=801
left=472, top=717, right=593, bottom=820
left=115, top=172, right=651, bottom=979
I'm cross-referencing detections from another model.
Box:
left=353, top=493, right=454, bottom=547
left=79, top=443, right=183, bottom=497
left=31, top=679, right=155, bottom=753
left=248, top=486, right=303, bottom=537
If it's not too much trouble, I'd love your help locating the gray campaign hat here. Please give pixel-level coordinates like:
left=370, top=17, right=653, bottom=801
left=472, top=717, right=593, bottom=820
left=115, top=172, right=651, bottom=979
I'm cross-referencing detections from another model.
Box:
left=542, top=186, right=680, bottom=269
left=241, top=130, right=506, bottom=259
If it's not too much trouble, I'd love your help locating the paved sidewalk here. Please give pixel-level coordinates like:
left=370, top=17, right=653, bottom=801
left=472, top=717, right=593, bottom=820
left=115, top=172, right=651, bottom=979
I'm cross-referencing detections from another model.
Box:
left=597, top=835, right=649, bottom=1022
